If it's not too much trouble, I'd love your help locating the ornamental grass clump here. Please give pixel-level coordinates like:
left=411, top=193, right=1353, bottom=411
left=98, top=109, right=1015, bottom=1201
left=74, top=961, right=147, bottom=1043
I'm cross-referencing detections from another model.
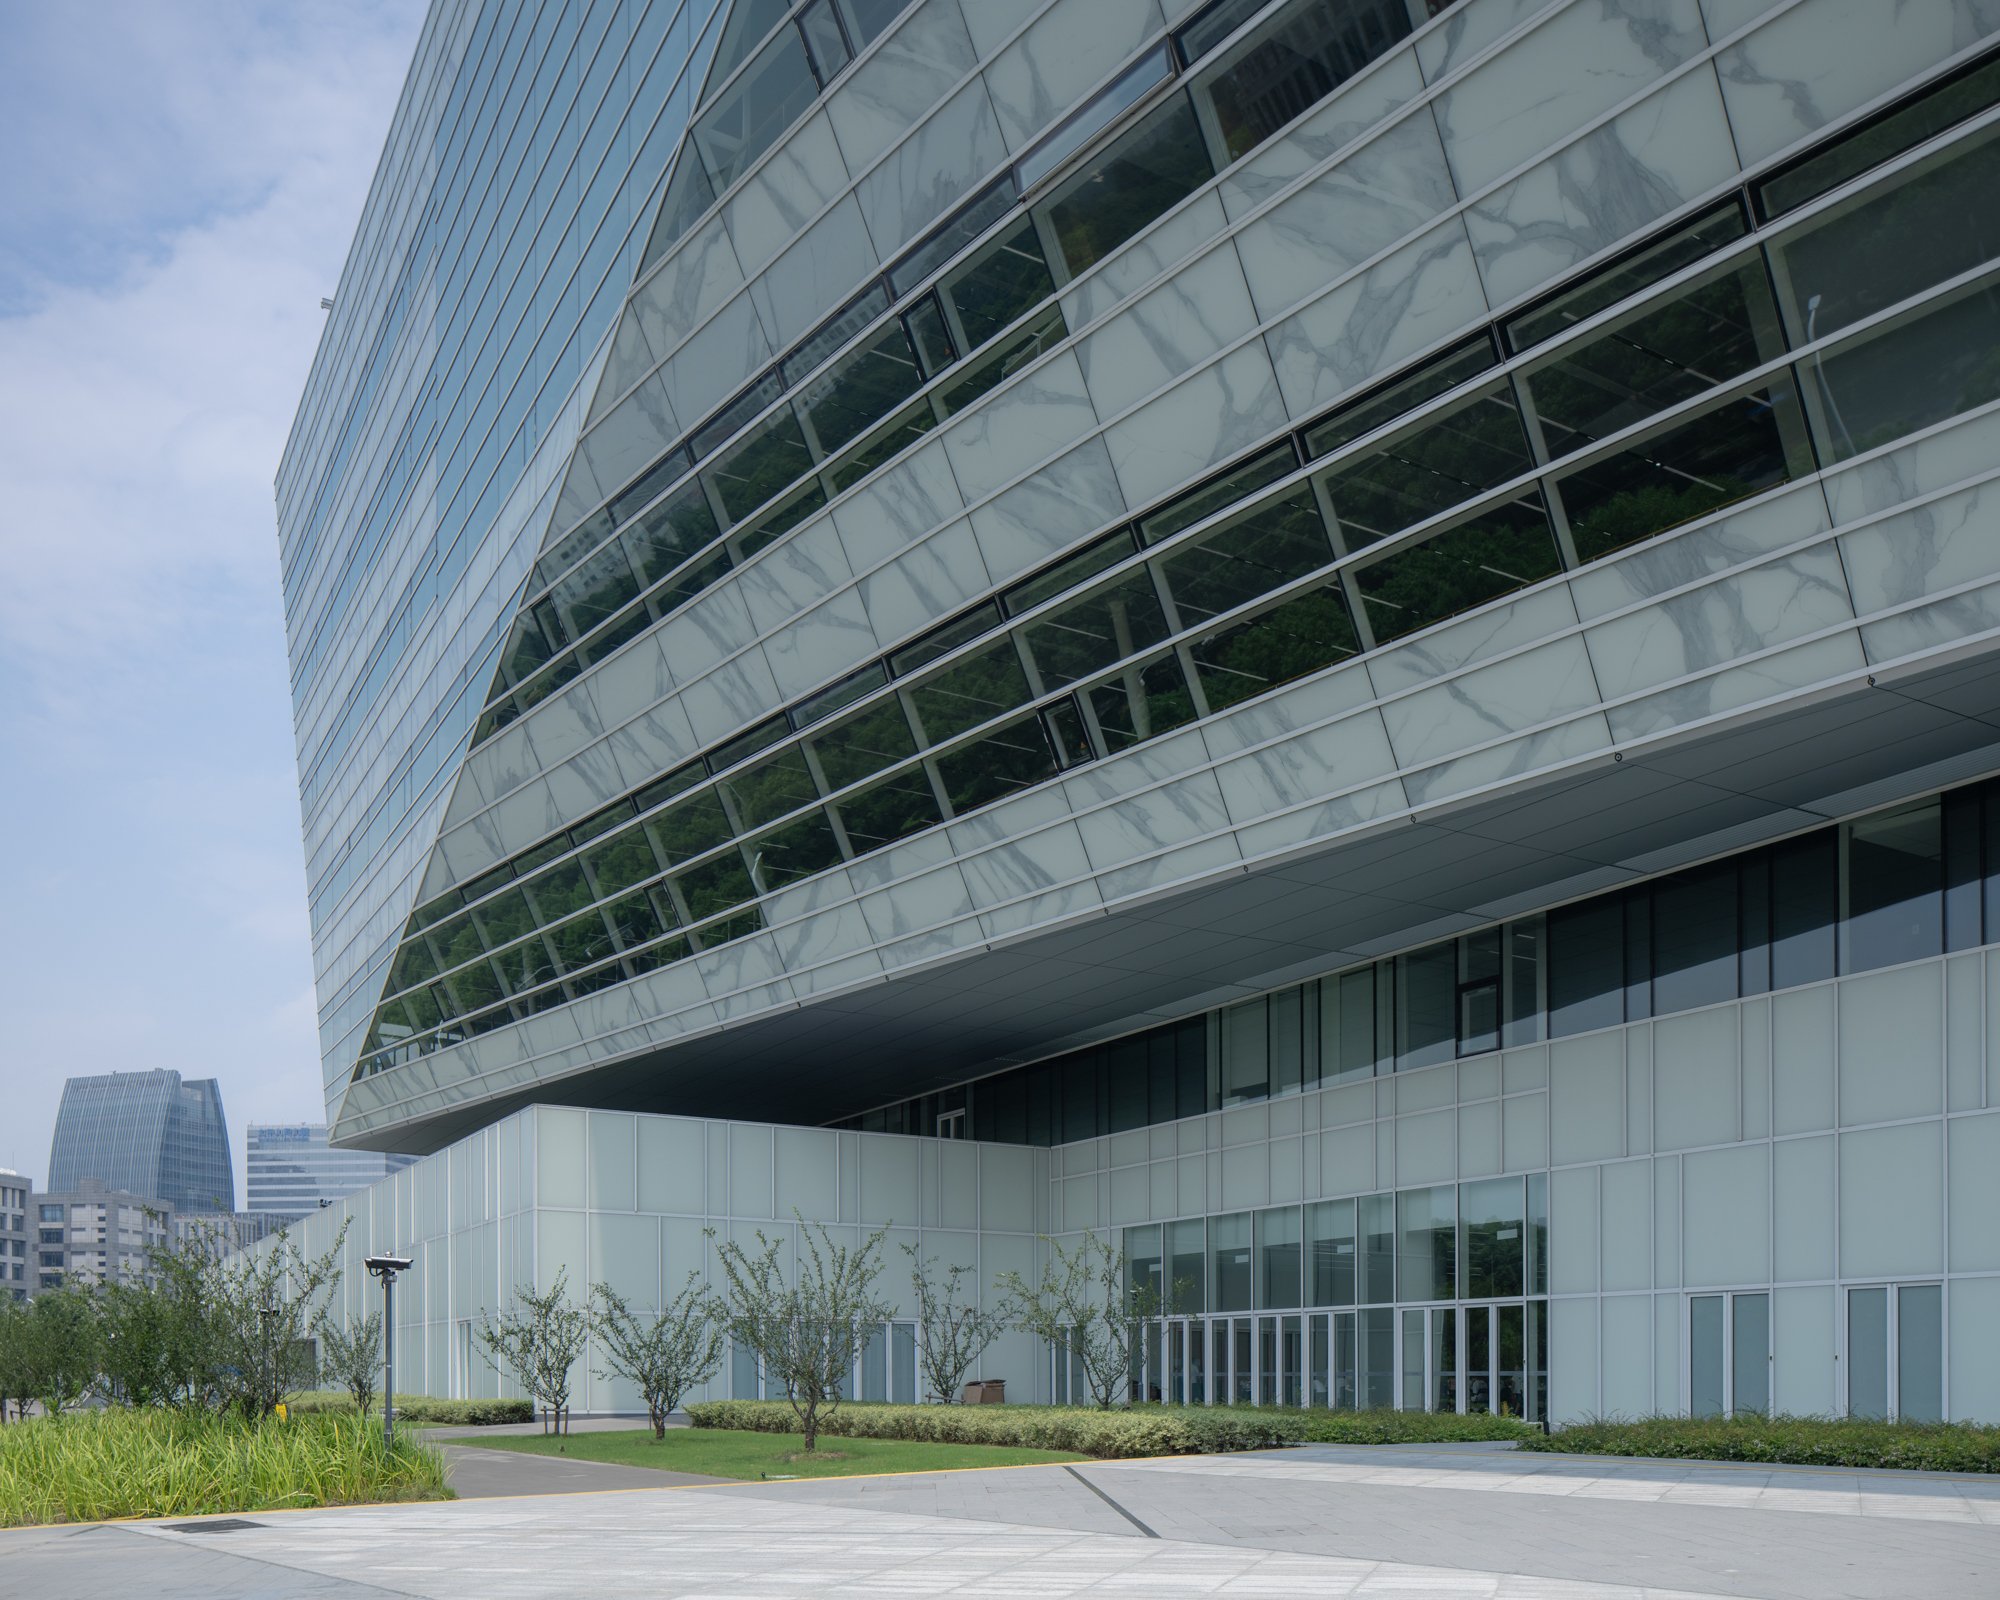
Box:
left=0, top=1408, right=451, bottom=1527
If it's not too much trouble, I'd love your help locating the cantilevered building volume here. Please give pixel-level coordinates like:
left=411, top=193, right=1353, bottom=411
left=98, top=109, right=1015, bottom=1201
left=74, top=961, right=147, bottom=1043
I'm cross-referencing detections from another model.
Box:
left=279, top=0, right=2000, bottom=1423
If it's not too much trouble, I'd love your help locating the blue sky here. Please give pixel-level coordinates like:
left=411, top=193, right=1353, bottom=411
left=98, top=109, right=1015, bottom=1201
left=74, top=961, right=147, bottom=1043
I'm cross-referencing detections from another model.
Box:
left=0, top=0, right=426, bottom=1200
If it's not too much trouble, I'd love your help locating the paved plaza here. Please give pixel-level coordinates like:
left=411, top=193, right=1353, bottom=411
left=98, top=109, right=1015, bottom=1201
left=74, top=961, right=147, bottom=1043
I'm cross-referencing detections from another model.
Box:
left=7, top=1443, right=2000, bottom=1598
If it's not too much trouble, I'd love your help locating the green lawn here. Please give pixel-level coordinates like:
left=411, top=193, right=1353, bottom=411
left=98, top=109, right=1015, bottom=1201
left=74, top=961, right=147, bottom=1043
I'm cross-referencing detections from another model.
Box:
left=459, top=1426, right=1087, bottom=1480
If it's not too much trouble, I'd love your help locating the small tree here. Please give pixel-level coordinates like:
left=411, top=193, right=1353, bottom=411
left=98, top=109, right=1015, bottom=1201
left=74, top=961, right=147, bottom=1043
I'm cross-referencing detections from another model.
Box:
left=97, top=1279, right=186, bottom=1408
left=0, top=1297, right=33, bottom=1422
left=25, top=1287, right=102, bottom=1417
left=203, top=1220, right=348, bottom=1419
left=904, top=1246, right=1005, bottom=1404
left=999, top=1233, right=1137, bottom=1410
left=713, top=1218, right=892, bottom=1452
left=478, top=1268, right=591, bottom=1435
left=592, top=1273, right=725, bottom=1439
left=318, top=1308, right=384, bottom=1418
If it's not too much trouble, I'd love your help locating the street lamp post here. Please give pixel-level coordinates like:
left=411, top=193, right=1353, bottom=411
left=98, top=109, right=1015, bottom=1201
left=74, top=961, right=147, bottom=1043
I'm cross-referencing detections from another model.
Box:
left=363, top=1255, right=413, bottom=1450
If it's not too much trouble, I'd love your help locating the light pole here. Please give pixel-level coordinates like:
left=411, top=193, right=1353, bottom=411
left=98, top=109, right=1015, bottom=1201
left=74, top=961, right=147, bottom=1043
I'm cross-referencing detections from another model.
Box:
left=364, top=1255, right=413, bottom=1450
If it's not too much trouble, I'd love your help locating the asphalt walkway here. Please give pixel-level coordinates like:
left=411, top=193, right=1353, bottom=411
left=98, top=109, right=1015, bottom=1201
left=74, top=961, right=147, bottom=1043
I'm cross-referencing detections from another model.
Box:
left=4, top=1442, right=1997, bottom=1598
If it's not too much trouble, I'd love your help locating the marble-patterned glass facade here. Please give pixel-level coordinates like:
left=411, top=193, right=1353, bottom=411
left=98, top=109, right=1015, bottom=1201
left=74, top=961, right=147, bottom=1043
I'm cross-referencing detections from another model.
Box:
left=282, top=0, right=2000, bottom=1425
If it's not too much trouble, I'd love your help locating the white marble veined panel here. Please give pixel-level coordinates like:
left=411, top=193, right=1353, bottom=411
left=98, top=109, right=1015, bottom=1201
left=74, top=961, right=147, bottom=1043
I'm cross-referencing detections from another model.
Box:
left=761, top=586, right=879, bottom=700
left=855, top=857, right=978, bottom=945
left=1466, top=63, right=1740, bottom=311
left=1584, top=543, right=1856, bottom=702
left=1232, top=776, right=1411, bottom=862
left=1097, top=829, right=1244, bottom=902
left=981, top=0, right=1164, bottom=153
left=1606, top=629, right=1865, bottom=742
left=968, top=437, right=1127, bottom=584
left=1265, top=216, right=1488, bottom=419
left=1218, top=47, right=1428, bottom=222
left=477, top=776, right=567, bottom=870
left=828, top=0, right=978, bottom=172
left=1699, top=0, right=1790, bottom=36
left=1104, top=338, right=1291, bottom=506
left=1714, top=0, right=2000, bottom=167
left=659, top=292, right=772, bottom=445
left=1839, top=474, right=2000, bottom=615
left=1198, top=652, right=1379, bottom=759
left=630, top=216, right=745, bottom=375
left=957, top=815, right=1094, bottom=907
left=1369, top=584, right=1579, bottom=699
left=749, top=197, right=880, bottom=349
left=581, top=631, right=679, bottom=735
left=1567, top=485, right=1833, bottom=622
left=855, top=516, right=992, bottom=643
left=544, top=739, right=630, bottom=827
left=663, top=580, right=761, bottom=682
left=1824, top=403, right=2000, bottom=525
left=593, top=303, right=670, bottom=432
left=1077, top=243, right=1261, bottom=416
left=460, top=721, right=541, bottom=822
left=1415, top=0, right=1563, bottom=85
left=1209, top=703, right=1401, bottom=824
left=605, top=698, right=700, bottom=791
left=1381, top=634, right=1603, bottom=770
left=829, top=436, right=967, bottom=568
left=943, top=345, right=1100, bottom=503
left=855, top=78, right=1009, bottom=259
left=734, top=516, right=856, bottom=634
left=1403, top=710, right=1613, bottom=808
left=957, top=0, right=1042, bottom=58
left=570, top=375, right=680, bottom=521
left=517, top=676, right=608, bottom=772
left=1063, top=190, right=1230, bottom=330
left=1235, top=108, right=1458, bottom=319
left=1860, top=579, right=2000, bottom=667
left=702, top=939, right=798, bottom=1019
left=678, top=645, right=785, bottom=743
left=1431, top=0, right=1707, bottom=196
left=725, top=110, right=852, bottom=276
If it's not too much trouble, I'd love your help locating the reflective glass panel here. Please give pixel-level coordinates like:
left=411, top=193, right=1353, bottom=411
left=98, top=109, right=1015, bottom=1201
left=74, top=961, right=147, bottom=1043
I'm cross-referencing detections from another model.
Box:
left=1190, top=583, right=1359, bottom=713
left=931, top=713, right=1058, bottom=814
left=719, top=747, right=823, bottom=832
left=1306, top=1198, right=1357, bottom=1307
left=693, top=26, right=820, bottom=195
left=704, top=407, right=815, bottom=524
left=646, top=789, right=737, bottom=866
left=834, top=767, right=943, bottom=855
left=1156, top=485, right=1333, bottom=624
left=1506, top=202, right=1749, bottom=352
left=624, top=476, right=723, bottom=586
left=1019, top=569, right=1171, bottom=691
left=1321, top=379, right=1535, bottom=547
left=1039, top=93, right=1215, bottom=277
left=1087, top=652, right=1198, bottom=752
left=744, top=809, right=845, bottom=891
left=1351, top=494, right=1563, bottom=645
left=903, top=636, right=1032, bottom=742
left=1460, top=1178, right=1524, bottom=1299
left=1139, top=442, right=1298, bottom=544
left=796, top=318, right=922, bottom=456
left=810, top=696, right=920, bottom=789
left=1842, top=800, right=1943, bottom=972
left=1193, top=0, right=1414, bottom=162
left=1397, top=1185, right=1456, bottom=1302
left=936, top=212, right=1055, bottom=351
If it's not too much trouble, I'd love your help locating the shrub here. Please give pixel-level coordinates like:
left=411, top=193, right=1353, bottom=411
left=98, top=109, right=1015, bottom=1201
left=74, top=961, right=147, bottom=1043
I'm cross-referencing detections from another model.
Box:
left=1524, top=1414, right=2000, bottom=1473
left=285, top=1390, right=534, bottom=1425
left=685, top=1400, right=1536, bottom=1458
left=0, top=1407, right=450, bottom=1526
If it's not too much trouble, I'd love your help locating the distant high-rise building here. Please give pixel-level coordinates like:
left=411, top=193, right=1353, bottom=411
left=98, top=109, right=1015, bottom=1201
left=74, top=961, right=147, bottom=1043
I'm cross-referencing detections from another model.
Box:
left=46, top=1070, right=234, bottom=1215
left=30, top=1181, right=172, bottom=1293
left=0, top=1169, right=28, bottom=1303
left=245, top=1124, right=413, bottom=1221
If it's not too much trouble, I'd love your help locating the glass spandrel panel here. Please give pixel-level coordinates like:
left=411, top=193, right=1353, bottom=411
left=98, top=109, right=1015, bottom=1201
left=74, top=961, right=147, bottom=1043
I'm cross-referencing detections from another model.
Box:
left=1351, top=494, right=1562, bottom=645
left=1460, top=1177, right=1524, bottom=1299
left=1189, top=583, right=1359, bottom=714
left=1039, top=93, right=1215, bottom=277
left=675, top=852, right=758, bottom=921
left=693, top=26, right=820, bottom=196
left=1254, top=1206, right=1302, bottom=1310
left=935, top=305, right=1066, bottom=417
left=811, top=697, right=920, bottom=789
left=1397, top=1185, right=1456, bottom=1301
left=1760, top=53, right=2000, bottom=218
left=1139, top=443, right=1298, bottom=545
left=937, top=212, right=1055, bottom=351
left=720, top=747, right=824, bottom=832
left=888, top=181, right=1016, bottom=297
left=744, top=809, right=845, bottom=891
left=1800, top=275, right=2000, bottom=463
left=904, top=636, right=1032, bottom=742
left=834, top=767, right=943, bottom=855
left=1732, top=1293, right=1770, bottom=1416
left=1156, top=485, right=1333, bottom=624
left=931, top=713, right=1058, bottom=814
left=1897, top=1285, right=1943, bottom=1423
left=1769, top=120, right=2000, bottom=342
left=1019, top=46, right=1173, bottom=190
left=646, top=789, right=737, bottom=865
left=796, top=318, right=922, bottom=457
left=1305, top=339, right=1498, bottom=463
left=1847, top=1287, right=1889, bottom=1419
left=1553, top=379, right=1810, bottom=565
left=1210, top=1212, right=1252, bottom=1312
left=799, top=0, right=850, bottom=81
left=1690, top=1294, right=1725, bottom=1417
left=1506, top=202, right=1750, bottom=352
left=1193, top=0, right=1415, bottom=162
left=1019, top=570, right=1171, bottom=691
left=1842, top=800, right=1943, bottom=972
left=1087, top=652, right=1199, bottom=752
left=827, top=398, right=939, bottom=494
left=1320, top=380, right=1535, bottom=548
left=1772, top=831, right=1837, bottom=988
left=623, top=477, right=722, bottom=586
left=704, top=406, right=815, bottom=524
left=1306, top=1198, right=1356, bottom=1306
left=549, top=543, right=642, bottom=642
left=1651, top=861, right=1740, bottom=1015
left=1523, top=257, right=1787, bottom=459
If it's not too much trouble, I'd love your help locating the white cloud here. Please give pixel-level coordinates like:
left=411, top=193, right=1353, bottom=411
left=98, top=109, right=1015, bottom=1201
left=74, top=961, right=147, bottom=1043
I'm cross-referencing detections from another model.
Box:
left=0, top=0, right=425, bottom=1201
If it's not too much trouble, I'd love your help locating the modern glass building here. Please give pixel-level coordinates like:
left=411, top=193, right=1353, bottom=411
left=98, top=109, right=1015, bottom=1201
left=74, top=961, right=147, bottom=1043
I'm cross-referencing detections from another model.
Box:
left=277, top=0, right=2000, bottom=1424
left=46, top=1070, right=234, bottom=1216
left=246, top=1124, right=415, bottom=1222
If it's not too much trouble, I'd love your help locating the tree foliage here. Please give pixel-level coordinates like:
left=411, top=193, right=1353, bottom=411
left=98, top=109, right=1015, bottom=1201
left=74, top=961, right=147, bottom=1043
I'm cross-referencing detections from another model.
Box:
left=712, top=1218, right=892, bottom=1452
left=592, top=1274, right=725, bottom=1440
left=477, top=1269, right=590, bottom=1435
left=903, top=1246, right=1005, bottom=1404
left=317, top=1308, right=384, bottom=1420
left=999, top=1233, right=1140, bottom=1411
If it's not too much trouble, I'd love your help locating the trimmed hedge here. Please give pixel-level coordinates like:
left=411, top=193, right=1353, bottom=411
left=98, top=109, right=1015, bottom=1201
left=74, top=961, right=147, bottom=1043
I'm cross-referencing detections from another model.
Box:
left=286, top=1391, right=535, bottom=1426
left=686, top=1400, right=1537, bottom=1458
left=1525, top=1415, right=2000, bottom=1473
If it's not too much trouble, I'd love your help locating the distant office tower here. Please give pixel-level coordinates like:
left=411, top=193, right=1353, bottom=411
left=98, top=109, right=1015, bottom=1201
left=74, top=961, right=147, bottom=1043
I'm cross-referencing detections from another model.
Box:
left=0, top=1169, right=28, bottom=1303
left=46, top=1070, right=234, bottom=1215
left=30, top=1181, right=173, bottom=1293
left=282, top=0, right=2000, bottom=1424
left=245, top=1124, right=414, bottom=1221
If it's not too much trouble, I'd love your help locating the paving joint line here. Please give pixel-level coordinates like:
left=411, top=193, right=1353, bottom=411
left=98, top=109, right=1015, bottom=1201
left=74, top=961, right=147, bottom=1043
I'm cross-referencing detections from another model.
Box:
left=1063, top=1465, right=1159, bottom=1539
